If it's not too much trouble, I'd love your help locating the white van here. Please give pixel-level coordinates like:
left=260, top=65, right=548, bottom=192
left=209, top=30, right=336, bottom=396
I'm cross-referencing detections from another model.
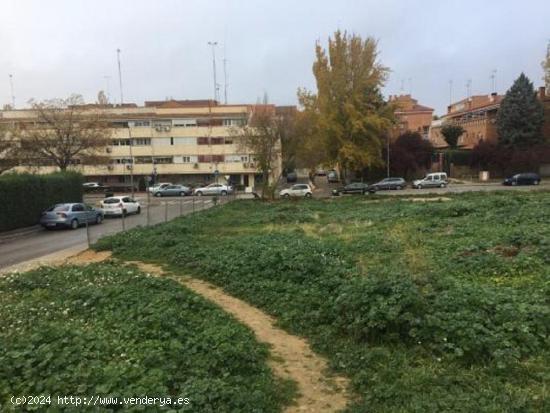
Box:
left=413, top=173, right=448, bottom=189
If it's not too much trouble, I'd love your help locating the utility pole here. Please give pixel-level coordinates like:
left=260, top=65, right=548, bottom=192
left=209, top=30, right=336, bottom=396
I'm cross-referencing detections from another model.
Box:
left=386, top=134, right=390, bottom=178
left=117, top=48, right=124, bottom=104
left=8, top=74, right=15, bottom=108
left=208, top=41, right=218, bottom=102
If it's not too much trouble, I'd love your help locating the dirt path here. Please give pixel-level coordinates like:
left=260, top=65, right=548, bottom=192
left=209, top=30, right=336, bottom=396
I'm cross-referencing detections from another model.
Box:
left=69, top=250, right=350, bottom=413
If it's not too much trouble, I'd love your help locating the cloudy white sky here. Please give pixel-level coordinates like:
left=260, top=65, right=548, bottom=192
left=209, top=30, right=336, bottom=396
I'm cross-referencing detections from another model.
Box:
left=1, top=0, right=549, bottom=115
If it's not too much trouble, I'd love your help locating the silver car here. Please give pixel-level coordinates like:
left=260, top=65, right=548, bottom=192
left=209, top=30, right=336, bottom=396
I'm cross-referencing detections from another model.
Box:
left=413, top=173, right=448, bottom=189
left=40, top=203, right=104, bottom=230
left=193, top=183, right=233, bottom=196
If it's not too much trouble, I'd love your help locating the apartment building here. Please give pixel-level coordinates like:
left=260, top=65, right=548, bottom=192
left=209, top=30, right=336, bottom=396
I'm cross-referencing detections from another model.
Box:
left=0, top=99, right=283, bottom=190
left=429, top=93, right=503, bottom=149
left=389, top=94, right=434, bottom=140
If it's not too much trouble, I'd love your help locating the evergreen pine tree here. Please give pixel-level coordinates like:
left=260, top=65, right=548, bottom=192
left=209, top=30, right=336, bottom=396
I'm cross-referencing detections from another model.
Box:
left=497, top=73, right=544, bottom=147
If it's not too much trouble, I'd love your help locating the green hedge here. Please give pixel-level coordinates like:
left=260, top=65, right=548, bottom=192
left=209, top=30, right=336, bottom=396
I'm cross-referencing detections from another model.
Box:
left=0, top=172, right=84, bottom=231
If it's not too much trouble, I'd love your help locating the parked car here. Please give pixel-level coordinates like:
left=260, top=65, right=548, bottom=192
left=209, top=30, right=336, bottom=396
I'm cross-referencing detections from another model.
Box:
left=315, top=169, right=327, bottom=176
left=280, top=184, right=313, bottom=198
left=40, top=203, right=104, bottom=229
left=327, top=170, right=339, bottom=183
left=100, top=196, right=141, bottom=216
left=286, top=171, right=298, bottom=183
left=503, top=173, right=541, bottom=186
left=332, top=182, right=370, bottom=196
left=412, top=172, right=448, bottom=189
left=193, top=183, right=234, bottom=196
left=369, top=177, right=406, bottom=191
left=154, top=184, right=192, bottom=197
left=148, top=182, right=172, bottom=193
left=83, top=182, right=109, bottom=193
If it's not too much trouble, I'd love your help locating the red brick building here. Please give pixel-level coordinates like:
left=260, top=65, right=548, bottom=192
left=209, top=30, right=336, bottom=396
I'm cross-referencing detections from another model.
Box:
left=429, top=93, right=503, bottom=149
left=389, top=95, right=434, bottom=140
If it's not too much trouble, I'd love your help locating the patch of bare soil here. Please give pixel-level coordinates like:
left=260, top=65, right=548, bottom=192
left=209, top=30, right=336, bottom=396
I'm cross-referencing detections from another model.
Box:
left=67, top=250, right=350, bottom=412
left=408, top=197, right=452, bottom=202
left=133, top=261, right=350, bottom=413
left=66, top=249, right=112, bottom=264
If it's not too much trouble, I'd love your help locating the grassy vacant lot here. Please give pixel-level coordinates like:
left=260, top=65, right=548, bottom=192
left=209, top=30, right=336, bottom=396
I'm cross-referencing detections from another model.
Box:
left=95, top=191, right=550, bottom=412
left=0, top=263, right=293, bottom=412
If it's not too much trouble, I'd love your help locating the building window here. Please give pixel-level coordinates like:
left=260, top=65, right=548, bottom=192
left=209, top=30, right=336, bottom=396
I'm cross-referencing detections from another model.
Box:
left=197, top=137, right=209, bottom=145
left=152, top=157, right=173, bottom=164
left=222, top=118, right=246, bottom=126
left=173, top=119, right=197, bottom=127
left=182, top=156, right=191, bottom=163
left=170, top=137, right=174, bottom=145
left=132, top=138, right=151, bottom=146
left=198, top=155, right=212, bottom=163
left=131, top=120, right=150, bottom=127
left=135, top=156, right=153, bottom=164
left=112, top=139, right=131, bottom=146
left=114, top=158, right=133, bottom=164
left=225, top=138, right=233, bottom=144
left=211, top=137, right=224, bottom=145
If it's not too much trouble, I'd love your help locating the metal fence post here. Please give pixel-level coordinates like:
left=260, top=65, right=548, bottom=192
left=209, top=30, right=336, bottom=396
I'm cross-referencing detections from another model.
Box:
left=85, top=218, right=90, bottom=247
left=121, top=209, right=126, bottom=231
left=179, top=198, right=183, bottom=216
left=164, top=201, right=168, bottom=222
left=147, top=190, right=151, bottom=226
left=193, top=196, right=195, bottom=213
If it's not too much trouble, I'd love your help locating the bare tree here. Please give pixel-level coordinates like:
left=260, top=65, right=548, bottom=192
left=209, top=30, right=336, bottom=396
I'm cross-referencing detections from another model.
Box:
left=235, top=106, right=284, bottom=200
left=17, top=94, right=112, bottom=171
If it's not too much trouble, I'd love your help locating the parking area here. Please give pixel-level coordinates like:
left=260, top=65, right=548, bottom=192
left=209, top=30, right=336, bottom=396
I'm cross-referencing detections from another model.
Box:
left=0, top=194, right=238, bottom=271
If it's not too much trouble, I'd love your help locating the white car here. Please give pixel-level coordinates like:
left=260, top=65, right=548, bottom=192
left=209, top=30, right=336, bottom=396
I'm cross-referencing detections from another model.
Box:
left=100, top=196, right=141, bottom=216
left=148, top=182, right=172, bottom=193
left=413, top=173, right=448, bottom=189
left=193, top=184, right=233, bottom=196
left=279, top=184, right=313, bottom=198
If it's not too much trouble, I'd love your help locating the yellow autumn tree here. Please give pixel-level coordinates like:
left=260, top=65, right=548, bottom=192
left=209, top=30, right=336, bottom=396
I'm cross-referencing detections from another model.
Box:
left=298, top=30, right=394, bottom=181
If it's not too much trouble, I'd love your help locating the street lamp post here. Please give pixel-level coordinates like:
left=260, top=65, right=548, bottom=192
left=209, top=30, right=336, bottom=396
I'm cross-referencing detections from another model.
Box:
left=386, top=134, right=390, bottom=178
left=208, top=41, right=218, bottom=101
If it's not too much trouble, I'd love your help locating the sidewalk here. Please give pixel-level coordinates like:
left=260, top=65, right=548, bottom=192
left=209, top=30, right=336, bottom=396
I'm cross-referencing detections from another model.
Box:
left=0, top=242, right=88, bottom=275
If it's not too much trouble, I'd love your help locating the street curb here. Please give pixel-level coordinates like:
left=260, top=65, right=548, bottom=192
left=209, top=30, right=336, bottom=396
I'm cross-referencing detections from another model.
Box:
left=0, top=225, right=43, bottom=245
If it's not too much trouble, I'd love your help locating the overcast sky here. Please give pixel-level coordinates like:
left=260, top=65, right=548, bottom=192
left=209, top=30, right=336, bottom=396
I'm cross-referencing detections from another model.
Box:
left=1, top=0, right=549, bottom=115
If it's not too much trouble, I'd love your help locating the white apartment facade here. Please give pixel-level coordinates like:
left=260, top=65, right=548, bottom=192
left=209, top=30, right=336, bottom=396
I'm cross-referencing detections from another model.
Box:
left=0, top=99, right=283, bottom=190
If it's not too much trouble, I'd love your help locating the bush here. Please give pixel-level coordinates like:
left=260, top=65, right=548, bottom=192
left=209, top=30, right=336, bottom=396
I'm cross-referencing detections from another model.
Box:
left=0, top=172, right=84, bottom=231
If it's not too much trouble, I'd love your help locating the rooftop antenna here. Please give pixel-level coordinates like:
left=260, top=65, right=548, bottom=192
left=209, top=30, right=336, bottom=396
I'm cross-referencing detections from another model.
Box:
left=408, top=77, right=412, bottom=95
left=466, top=79, right=472, bottom=99
left=8, top=74, right=15, bottom=108
left=208, top=41, right=219, bottom=102
left=490, top=69, right=497, bottom=93
left=116, top=48, right=124, bottom=104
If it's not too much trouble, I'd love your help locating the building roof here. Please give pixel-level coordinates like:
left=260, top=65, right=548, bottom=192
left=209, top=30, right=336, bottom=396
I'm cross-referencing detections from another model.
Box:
left=144, top=99, right=219, bottom=108
left=390, top=94, right=434, bottom=113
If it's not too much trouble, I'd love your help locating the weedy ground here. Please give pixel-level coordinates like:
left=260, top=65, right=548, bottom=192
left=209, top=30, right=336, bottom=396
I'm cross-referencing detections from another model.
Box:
left=0, top=262, right=295, bottom=412
left=94, top=190, right=550, bottom=412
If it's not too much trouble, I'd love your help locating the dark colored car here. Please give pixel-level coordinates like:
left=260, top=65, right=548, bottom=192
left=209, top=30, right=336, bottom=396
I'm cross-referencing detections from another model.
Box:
left=369, top=177, right=406, bottom=191
left=83, top=182, right=110, bottom=193
left=503, top=173, right=541, bottom=186
left=286, top=171, right=298, bottom=183
left=327, top=170, right=339, bottom=183
left=332, top=182, right=370, bottom=196
left=154, top=184, right=192, bottom=197
left=40, top=203, right=104, bottom=229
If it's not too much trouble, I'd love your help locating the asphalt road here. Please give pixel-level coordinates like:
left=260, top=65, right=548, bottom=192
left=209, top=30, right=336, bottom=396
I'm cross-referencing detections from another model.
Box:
left=313, top=179, right=550, bottom=197
left=0, top=195, right=225, bottom=271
